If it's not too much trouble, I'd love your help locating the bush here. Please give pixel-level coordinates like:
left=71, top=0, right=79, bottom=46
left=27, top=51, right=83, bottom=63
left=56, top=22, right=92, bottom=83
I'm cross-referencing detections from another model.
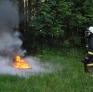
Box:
left=26, top=0, right=93, bottom=52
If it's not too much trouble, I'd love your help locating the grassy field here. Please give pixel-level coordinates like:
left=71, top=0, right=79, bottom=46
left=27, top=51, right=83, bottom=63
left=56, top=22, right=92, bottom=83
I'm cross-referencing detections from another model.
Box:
left=0, top=48, right=93, bottom=92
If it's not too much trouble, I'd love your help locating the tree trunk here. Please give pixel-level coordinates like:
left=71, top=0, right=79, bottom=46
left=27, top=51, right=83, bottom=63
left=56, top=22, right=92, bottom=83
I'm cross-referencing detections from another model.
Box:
left=18, top=0, right=24, bottom=34
left=28, top=0, right=31, bottom=21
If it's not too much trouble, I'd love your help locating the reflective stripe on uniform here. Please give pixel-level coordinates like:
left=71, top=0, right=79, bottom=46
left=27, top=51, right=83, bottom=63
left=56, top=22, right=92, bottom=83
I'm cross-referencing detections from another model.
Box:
left=86, top=45, right=88, bottom=47
left=88, top=51, right=93, bottom=55
left=87, top=63, right=93, bottom=66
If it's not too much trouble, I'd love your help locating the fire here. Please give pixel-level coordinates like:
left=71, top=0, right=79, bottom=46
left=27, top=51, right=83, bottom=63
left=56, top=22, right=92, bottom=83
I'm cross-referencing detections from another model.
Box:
left=13, top=56, right=31, bottom=69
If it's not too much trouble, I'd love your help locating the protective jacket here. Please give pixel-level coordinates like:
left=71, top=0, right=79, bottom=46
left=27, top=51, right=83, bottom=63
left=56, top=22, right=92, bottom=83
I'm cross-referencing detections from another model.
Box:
left=86, top=37, right=93, bottom=63
left=82, top=26, right=93, bottom=72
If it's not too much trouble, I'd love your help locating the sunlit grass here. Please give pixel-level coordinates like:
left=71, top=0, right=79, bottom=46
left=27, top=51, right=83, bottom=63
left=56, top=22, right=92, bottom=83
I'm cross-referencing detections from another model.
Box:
left=0, top=48, right=93, bottom=92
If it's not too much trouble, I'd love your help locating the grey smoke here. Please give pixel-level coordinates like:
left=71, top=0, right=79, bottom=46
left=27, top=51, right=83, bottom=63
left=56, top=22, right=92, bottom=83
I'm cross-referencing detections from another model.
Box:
left=0, top=31, right=26, bottom=58
left=0, top=0, right=52, bottom=78
left=0, top=0, right=25, bottom=58
left=0, top=0, right=19, bottom=30
left=0, top=56, right=52, bottom=78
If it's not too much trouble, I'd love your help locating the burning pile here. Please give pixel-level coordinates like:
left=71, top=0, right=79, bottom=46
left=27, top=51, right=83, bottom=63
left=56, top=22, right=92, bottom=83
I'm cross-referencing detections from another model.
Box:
left=0, top=0, right=32, bottom=70
left=13, top=56, right=31, bottom=69
left=0, top=0, right=52, bottom=78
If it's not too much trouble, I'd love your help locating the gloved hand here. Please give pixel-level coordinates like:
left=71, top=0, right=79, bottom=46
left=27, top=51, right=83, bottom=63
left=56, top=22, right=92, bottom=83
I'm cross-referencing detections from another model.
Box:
left=81, top=57, right=89, bottom=63
left=85, top=56, right=89, bottom=60
left=81, top=53, right=91, bottom=63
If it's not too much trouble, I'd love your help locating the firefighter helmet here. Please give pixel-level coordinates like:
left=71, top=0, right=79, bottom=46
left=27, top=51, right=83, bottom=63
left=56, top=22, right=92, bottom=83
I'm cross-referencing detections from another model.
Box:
left=88, top=27, right=93, bottom=33
left=85, top=26, right=93, bottom=38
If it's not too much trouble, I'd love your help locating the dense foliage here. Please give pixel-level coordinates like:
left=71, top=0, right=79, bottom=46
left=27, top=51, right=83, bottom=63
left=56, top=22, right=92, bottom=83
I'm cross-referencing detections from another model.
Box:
left=24, top=0, right=93, bottom=52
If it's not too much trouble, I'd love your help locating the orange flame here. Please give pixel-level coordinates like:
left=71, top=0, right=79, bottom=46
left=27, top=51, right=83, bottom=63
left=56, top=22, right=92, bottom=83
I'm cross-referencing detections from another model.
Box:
left=13, top=56, right=31, bottom=69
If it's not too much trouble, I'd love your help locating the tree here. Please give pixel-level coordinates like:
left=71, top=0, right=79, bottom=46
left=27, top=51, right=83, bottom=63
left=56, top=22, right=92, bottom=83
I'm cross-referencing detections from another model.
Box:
left=28, top=0, right=93, bottom=49
left=18, top=0, right=24, bottom=34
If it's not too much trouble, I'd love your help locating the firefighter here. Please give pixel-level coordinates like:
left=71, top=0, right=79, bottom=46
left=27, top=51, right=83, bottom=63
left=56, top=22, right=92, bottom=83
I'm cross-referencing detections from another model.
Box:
left=81, top=26, right=93, bottom=73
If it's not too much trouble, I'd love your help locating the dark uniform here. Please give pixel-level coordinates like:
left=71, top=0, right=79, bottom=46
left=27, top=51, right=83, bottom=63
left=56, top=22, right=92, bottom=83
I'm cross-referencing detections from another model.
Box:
left=87, top=37, right=93, bottom=63
left=85, top=37, right=93, bottom=72
left=81, top=27, right=93, bottom=72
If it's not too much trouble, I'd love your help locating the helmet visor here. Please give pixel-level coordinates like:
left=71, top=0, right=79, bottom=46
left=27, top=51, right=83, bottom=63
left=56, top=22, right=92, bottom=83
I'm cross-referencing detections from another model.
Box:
left=85, top=30, right=91, bottom=38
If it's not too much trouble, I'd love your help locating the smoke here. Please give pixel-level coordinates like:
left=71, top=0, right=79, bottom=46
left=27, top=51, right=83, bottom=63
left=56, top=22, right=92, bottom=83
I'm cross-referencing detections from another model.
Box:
left=0, top=0, right=52, bottom=78
left=0, top=0, right=19, bottom=30
left=0, top=0, right=24, bottom=58
left=0, top=56, right=52, bottom=78
left=0, top=31, right=26, bottom=58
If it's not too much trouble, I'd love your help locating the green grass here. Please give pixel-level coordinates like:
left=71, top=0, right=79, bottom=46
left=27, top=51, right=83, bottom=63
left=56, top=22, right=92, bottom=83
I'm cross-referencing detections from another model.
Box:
left=0, top=48, right=93, bottom=92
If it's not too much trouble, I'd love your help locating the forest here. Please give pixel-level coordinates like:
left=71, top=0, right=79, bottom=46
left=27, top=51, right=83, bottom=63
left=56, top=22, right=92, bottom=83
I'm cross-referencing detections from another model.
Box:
left=0, top=1, right=93, bottom=92
left=13, top=0, right=93, bottom=53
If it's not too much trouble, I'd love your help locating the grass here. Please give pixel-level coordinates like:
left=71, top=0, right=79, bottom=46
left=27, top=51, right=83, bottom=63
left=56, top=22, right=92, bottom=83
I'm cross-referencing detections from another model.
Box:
left=0, top=48, right=93, bottom=92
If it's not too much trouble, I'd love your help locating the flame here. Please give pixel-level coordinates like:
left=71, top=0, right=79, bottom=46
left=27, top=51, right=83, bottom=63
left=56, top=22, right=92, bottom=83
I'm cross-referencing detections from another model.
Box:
left=13, top=56, right=31, bottom=69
